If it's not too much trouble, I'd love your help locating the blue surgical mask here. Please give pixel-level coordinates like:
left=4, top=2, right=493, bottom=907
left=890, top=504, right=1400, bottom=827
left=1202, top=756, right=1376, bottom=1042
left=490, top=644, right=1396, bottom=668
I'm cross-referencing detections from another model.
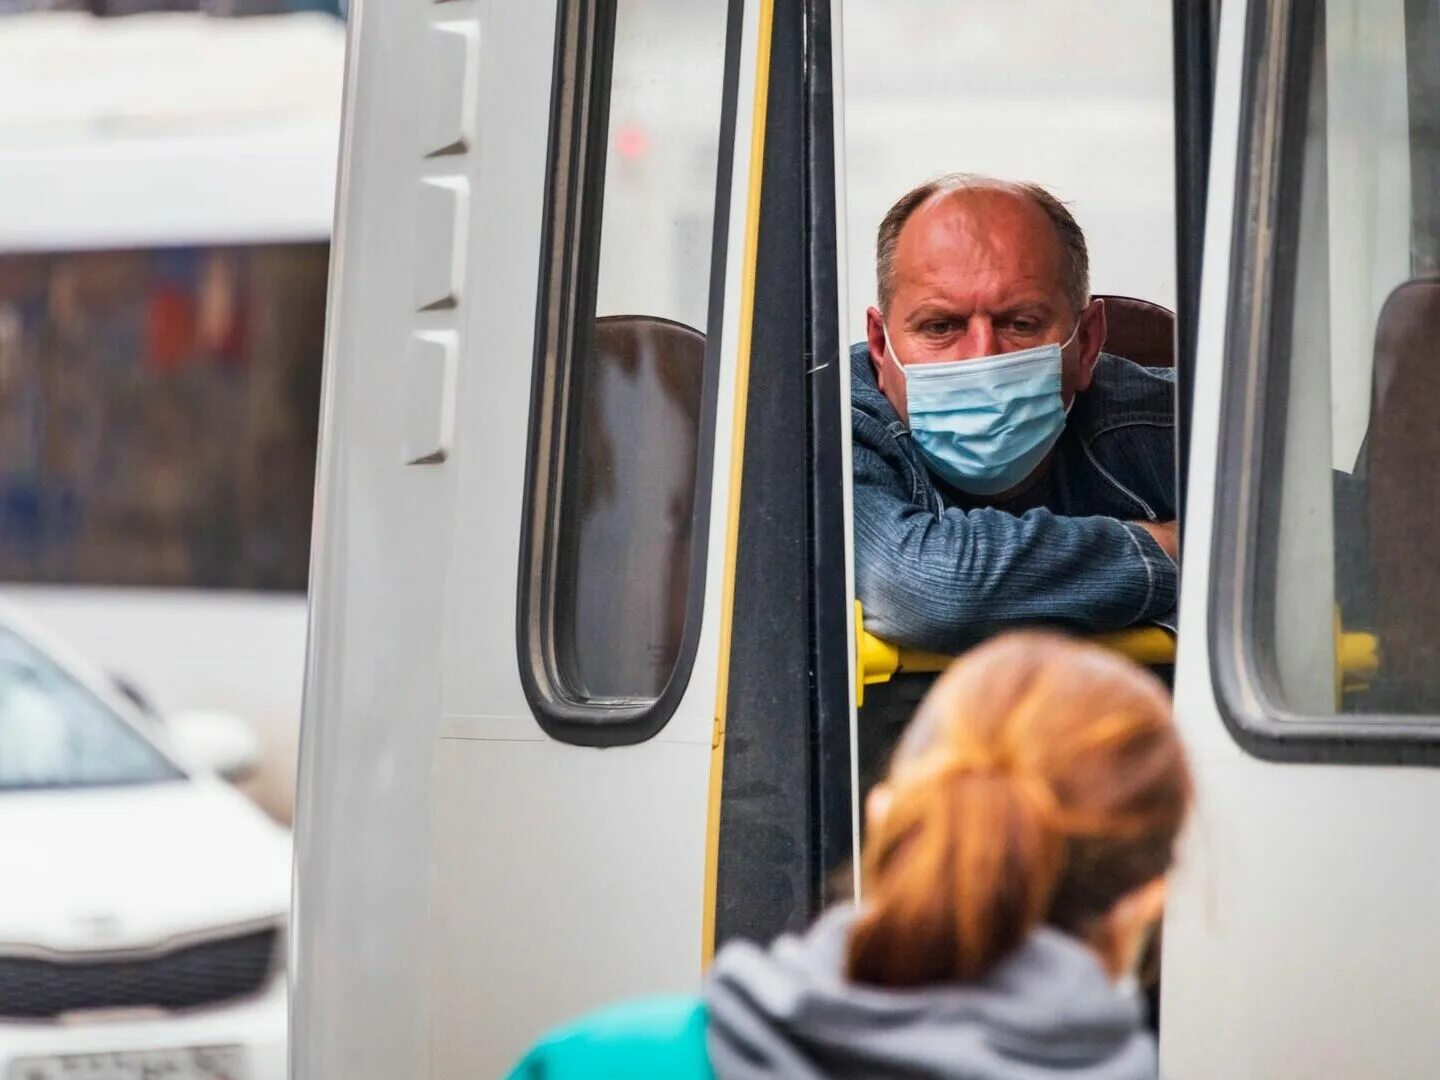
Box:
left=885, top=323, right=1077, bottom=497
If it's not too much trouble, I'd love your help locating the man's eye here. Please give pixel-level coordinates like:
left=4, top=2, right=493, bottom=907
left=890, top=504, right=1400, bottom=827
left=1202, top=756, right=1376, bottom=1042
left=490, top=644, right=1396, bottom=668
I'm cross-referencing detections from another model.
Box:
left=1009, top=319, right=1041, bottom=335
left=922, top=320, right=955, bottom=336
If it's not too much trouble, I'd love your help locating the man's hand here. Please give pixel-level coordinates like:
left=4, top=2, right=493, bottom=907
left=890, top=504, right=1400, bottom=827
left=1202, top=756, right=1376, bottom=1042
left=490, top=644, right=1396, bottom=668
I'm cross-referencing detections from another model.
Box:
left=1135, top=520, right=1178, bottom=560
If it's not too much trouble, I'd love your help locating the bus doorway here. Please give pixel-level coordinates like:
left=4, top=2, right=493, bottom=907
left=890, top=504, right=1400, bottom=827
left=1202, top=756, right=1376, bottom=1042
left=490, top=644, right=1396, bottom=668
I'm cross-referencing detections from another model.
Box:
left=842, top=0, right=1182, bottom=814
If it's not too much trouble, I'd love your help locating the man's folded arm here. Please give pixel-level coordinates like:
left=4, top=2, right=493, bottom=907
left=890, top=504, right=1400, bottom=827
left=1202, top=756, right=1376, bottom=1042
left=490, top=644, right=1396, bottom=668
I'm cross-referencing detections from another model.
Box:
left=854, top=464, right=1178, bottom=653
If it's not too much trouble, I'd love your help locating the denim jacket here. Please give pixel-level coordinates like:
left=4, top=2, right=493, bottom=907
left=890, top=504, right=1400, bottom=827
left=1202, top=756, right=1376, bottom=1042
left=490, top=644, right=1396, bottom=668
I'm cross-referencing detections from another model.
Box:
left=852, top=342, right=1178, bottom=652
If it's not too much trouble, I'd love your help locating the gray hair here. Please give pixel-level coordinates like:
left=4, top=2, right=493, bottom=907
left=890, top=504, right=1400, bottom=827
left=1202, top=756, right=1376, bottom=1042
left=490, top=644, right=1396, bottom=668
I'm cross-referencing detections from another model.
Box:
left=874, top=173, right=1090, bottom=316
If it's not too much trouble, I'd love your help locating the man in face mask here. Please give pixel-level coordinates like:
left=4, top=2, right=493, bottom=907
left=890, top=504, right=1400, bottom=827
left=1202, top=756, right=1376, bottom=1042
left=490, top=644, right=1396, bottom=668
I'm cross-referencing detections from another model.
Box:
left=853, top=174, right=1178, bottom=651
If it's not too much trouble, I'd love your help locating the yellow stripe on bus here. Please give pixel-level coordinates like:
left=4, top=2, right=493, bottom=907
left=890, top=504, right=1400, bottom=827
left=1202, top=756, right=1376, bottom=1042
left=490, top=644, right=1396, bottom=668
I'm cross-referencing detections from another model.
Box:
left=702, top=0, right=775, bottom=970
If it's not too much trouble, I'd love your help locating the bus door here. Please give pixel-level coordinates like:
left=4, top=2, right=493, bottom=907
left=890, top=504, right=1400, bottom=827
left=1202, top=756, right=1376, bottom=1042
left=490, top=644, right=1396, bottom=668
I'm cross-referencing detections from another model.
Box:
left=293, top=2, right=858, bottom=1077
left=1164, top=0, right=1440, bottom=1073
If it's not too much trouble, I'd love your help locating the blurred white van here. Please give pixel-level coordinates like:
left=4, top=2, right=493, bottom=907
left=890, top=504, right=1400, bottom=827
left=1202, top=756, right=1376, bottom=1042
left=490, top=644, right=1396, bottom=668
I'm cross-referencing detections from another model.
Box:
left=0, top=11, right=345, bottom=823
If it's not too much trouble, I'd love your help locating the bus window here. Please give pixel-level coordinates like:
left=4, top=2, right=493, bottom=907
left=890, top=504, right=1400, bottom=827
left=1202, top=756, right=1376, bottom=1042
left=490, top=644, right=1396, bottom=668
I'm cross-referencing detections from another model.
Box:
left=519, top=0, right=735, bottom=743
left=1219, top=0, right=1440, bottom=725
left=0, top=244, right=327, bottom=592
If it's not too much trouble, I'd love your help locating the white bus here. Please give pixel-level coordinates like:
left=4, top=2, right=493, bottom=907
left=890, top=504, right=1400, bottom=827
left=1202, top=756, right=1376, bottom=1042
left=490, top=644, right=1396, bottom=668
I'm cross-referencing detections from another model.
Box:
left=0, top=11, right=345, bottom=822
left=295, top=0, right=1440, bottom=1075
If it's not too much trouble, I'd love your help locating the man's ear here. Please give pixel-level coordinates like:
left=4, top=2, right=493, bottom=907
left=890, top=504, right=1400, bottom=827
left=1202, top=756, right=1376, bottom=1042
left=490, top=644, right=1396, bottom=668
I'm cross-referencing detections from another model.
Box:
left=868, top=306, right=911, bottom=424
left=866, top=306, right=889, bottom=382
left=1073, top=298, right=1107, bottom=393
left=864, top=306, right=910, bottom=426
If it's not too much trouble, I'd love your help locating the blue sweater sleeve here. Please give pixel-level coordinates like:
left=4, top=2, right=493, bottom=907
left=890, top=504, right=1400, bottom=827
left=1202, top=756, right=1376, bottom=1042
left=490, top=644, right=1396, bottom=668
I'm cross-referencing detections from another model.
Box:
left=852, top=426, right=1177, bottom=653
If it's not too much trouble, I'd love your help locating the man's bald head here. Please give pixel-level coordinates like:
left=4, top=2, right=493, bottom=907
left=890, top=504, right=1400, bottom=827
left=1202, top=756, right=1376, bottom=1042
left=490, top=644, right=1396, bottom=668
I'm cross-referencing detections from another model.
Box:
left=875, top=174, right=1090, bottom=316
left=863, top=175, right=1108, bottom=432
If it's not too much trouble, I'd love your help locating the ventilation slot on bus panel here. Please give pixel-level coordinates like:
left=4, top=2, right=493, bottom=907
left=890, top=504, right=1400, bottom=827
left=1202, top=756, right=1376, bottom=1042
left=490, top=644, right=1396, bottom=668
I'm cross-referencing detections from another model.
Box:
left=405, top=16, right=479, bottom=467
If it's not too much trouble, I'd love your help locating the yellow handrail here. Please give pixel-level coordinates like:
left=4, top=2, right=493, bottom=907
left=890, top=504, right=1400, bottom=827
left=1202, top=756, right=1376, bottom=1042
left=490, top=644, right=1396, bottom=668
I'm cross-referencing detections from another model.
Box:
left=1336, top=612, right=1380, bottom=697
left=854, top=602, right=1380, bottom=706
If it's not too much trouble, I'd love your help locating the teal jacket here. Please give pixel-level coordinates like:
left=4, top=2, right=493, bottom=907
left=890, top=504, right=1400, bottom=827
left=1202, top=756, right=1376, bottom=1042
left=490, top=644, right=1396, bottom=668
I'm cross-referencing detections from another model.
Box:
left=509, top=908, right=1156, bottom=1079
left=506, top=995, right=712, bottom=1079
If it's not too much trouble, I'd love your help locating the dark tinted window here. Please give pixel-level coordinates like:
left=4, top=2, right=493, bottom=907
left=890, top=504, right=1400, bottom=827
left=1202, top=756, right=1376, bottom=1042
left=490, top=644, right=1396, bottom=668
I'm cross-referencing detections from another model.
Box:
left=0, top=245, right=327, bottom=591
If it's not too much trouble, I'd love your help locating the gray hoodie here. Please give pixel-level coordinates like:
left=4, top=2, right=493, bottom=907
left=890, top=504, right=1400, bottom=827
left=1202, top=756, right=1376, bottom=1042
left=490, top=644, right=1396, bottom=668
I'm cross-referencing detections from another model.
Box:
left=704, top=906, right=1156, bottom=1080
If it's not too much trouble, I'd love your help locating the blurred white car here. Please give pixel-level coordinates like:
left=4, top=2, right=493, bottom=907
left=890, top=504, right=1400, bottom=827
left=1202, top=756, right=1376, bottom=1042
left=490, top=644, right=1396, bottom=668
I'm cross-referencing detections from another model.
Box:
left=0, top=604, right=289, bottom=1080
